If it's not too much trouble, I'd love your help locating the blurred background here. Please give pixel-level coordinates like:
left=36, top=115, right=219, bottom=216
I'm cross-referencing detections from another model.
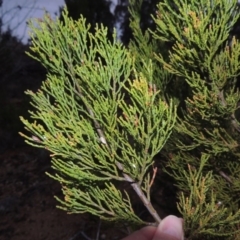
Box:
left=1, top=0, right=65, bottom=44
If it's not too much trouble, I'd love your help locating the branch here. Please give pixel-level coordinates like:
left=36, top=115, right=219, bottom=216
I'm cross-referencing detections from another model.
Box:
left=116, top=161, right=161, bottom=225
left=149, top=166, right=158, bottom=188
left=74, top=81, right=161, bottom=225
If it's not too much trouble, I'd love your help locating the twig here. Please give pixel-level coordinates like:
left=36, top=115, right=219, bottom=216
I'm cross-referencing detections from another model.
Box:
left=74, top=81, right=162, bottom=225
left=116, top=162, right=161, bottom=224
left=66, top=58, right=162, bottom=224
left=149, top=167, right=158, bottom=188
left=218, top=170, right=233, bottom=184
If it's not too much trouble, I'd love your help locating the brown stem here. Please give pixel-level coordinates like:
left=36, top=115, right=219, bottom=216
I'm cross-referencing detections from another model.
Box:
left=149, top=166, right=158, bottom=188
left=116, top=162, right=161, bottom=224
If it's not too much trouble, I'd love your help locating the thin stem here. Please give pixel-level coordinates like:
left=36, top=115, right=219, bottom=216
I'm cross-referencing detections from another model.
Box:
left=150, top=167, right=158, bottom=188
left=116, top=162, right=161, bottom=224
left=218, top=170, right=232, bottom=184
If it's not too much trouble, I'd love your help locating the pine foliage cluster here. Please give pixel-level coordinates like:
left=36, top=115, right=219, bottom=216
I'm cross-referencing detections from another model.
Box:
left=20, top=0, right=240, bottom=239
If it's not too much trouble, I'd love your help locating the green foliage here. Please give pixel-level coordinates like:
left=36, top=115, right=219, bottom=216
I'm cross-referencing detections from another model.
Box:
left=20, top=9, right=176, bottom=227
left=178, top=155, right=240, bottom=239
left=150, top=0, right=240, bottom=239
left=20, top=0, right=240, bottom=239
